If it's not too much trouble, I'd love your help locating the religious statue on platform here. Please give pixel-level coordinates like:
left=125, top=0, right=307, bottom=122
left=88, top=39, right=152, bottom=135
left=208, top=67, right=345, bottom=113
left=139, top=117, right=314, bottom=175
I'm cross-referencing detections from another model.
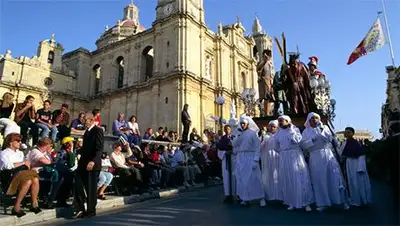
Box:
left=256, top=49, right=275, bottom=116
left=280, top=53, right=315, bottom=115
left=273, top=69, right=289, bottom=115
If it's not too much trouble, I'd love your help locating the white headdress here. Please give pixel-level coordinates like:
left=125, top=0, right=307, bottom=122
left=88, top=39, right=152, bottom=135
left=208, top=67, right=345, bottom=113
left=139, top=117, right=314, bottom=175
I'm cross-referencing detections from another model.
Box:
left=240, top=114, right=260, bottom=134
left=269, top=120, right=278, bottom=126
left=304, top=112, right=321, bottom=128
left=278, top=115, right=292, bottom=124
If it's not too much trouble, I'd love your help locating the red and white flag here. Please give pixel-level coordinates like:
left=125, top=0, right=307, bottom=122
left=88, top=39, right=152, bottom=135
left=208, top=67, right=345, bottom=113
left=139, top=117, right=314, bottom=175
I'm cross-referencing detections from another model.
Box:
left=347, top=18, right=386, bottom=65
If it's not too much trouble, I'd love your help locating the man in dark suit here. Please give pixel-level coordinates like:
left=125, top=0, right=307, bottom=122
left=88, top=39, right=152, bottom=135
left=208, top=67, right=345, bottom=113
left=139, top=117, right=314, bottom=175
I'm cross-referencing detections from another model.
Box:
left=73, top=112, right=104, bottom=218
left=181, top=104, right=191, bottom=143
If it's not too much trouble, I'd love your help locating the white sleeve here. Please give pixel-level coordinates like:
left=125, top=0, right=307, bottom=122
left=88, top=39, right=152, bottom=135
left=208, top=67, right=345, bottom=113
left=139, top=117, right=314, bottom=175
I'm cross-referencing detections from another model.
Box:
left=0, top=152, right=14, bottom=170
left=253, top=133, right=261, bottom=162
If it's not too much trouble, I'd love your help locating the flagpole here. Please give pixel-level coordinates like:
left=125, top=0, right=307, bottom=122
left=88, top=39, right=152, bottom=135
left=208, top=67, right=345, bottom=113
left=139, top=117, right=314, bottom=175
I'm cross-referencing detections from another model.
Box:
left=380, top=0, right=396, bottom=66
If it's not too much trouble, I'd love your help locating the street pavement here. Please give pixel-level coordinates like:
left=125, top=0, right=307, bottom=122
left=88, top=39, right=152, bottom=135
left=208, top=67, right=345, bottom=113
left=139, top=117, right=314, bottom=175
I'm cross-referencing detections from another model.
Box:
left=36, top=181, right=398, bottom=225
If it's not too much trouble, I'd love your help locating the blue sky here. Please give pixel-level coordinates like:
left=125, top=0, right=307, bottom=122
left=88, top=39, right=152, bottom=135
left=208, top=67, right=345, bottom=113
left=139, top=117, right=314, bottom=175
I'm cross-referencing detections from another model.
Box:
left=1, top=0, right=399, bottom=138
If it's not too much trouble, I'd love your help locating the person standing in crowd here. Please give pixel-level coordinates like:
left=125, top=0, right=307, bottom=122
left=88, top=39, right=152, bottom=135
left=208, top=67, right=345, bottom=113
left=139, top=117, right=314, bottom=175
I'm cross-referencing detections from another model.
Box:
left=274, top=115, right=314, bottom=211
left=339, top=127, right=371, bottom=207
left=301, top=112, right=349, bottom=212
left=260, top=120, right=282, bottom=202
left=0, top=133, right=41, bottom=217
left=383, top=121, right=400, bottom=216
left=73, top=112, right=104, bottom=218
left=233, top=116, right=265, bottom=207
left=52, top=104, right=70, bottom=142
left=181, top=104, right=191, bottom=143
left=14, top=95, right=38, bottom=146
left=36, top=100, right=58, bottom=143
left=217, top=125, right=236, bottom=203
left=0, top=92, right=20, bottom=137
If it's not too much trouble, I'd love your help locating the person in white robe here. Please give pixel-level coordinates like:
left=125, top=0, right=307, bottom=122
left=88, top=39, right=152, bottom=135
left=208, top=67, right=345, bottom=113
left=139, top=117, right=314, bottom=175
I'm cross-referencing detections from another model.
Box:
left=339, top=127, right=372, bottom=207
left=260, top=120, right=282, bottom=201
left=217, top=125, right=236, bottom=203
left=275, top=115, right=314, bottom=211
left=233, top=115, right=266, bottom=207
left=301, top=112, right=349, bottom=212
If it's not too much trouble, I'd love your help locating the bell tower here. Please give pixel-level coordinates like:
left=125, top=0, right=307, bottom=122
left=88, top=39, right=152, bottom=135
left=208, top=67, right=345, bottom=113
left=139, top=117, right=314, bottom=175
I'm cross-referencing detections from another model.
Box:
left=252, top=16, right=272, bottom=61
left=37, top=33, right=64, bottom=70
left=155, top=0, right=204, bottom=24
left=124, top=1, right=139, bottom=23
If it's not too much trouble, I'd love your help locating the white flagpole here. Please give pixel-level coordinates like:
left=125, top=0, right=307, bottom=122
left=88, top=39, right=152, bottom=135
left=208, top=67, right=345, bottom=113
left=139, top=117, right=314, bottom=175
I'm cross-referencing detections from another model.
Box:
left=380, top=0, right=396, bottom=66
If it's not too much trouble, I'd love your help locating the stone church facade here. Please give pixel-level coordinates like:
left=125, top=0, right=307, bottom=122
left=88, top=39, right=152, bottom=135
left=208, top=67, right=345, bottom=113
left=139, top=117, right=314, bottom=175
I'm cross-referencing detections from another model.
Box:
left=0, top=0, right=273, bottom=134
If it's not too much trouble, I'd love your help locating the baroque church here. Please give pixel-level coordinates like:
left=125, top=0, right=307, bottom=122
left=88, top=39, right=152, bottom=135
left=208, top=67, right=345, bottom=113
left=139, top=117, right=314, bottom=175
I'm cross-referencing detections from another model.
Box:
left=0, top=0, right=273, bottom=134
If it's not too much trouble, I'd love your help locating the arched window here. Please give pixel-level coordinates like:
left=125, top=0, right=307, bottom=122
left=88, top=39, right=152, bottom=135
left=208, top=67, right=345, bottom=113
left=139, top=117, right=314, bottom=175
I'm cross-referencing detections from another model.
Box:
left=116, top=56, right=124, bottom=88
left=93, top=64, right=101, bottom=94
left=253, top=46, right=258, bottom=59
left=47, top=51, right=54, bottom=64
left=241, top=72, right=246, bottom=91
left=141, top=46, right=154, bottom=81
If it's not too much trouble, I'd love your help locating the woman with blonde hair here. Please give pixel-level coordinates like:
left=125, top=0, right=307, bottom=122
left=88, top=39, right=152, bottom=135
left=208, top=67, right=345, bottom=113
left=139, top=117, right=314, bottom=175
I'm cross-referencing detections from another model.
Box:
left=0, top=133, right=41, bottom=217
left=0, top=92, right=21, bottom=137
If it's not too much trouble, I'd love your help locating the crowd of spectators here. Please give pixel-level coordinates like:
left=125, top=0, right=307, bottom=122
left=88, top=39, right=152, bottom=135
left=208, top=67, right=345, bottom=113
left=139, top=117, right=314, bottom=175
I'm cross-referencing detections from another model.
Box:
left=0, top=92, right=223, bottom=218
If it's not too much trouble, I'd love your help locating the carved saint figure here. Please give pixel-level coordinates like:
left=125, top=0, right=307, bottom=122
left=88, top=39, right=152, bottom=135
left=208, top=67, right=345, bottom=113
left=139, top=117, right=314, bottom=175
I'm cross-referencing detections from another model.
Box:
left=256, top=49, right=275, bottom=116
left=281, top=53, right=314, bottom=115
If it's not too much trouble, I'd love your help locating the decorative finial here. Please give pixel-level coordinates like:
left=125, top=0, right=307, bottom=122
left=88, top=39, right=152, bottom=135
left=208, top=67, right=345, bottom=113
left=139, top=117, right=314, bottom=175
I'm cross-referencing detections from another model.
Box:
left=130, top=0, right=134, bottom=5
left=105, top=25, right=109, bottom=31
left=236, top=15, right=241, bottom=24
left=51, top=33, right=55, bottom=40
left=218, top=21, right=223, bottom=34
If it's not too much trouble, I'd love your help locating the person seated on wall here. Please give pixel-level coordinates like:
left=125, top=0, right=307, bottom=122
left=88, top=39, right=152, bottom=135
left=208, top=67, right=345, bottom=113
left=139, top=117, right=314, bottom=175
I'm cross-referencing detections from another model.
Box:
left=112, top=113, right=135, bottom=147
left=70, top=112, right=87, bottom=136
left=189, top=128, right=202, bottom=143
left=36, top=100, right=58, bottom=143
left=52, top=104, right=70, bottom=142
left=0, top=92, right=21, bottom=140
left=143, top=128, right=155, bottom=140
left=14, top=95, right=38, bottom=147
left=128, top=115, right=141, bottom=145
left=156, top=131, right=173, bottom=142
left=0, top=133, right=41, bottom=218
left=93, top=109, right=107, bottom=132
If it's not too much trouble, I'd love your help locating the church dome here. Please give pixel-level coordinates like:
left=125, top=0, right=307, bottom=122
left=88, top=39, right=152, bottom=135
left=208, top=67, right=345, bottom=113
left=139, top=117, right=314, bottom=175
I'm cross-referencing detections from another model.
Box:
left=95, top=2, right=146, bottom=49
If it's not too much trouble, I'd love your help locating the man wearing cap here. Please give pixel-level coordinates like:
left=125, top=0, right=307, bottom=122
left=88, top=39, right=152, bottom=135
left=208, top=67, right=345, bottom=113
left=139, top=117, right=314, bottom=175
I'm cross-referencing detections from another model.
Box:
left=274, top=115, right=314, bottom=211
left=233, top=115, right=265, bottom=207
left=73, top=111, right=104, bottom=218
left=260, top=120, right=282, bottom=202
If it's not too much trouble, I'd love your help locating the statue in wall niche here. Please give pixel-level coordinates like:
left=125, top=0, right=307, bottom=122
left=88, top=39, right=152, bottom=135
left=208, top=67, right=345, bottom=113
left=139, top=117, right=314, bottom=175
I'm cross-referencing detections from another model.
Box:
left=256, top=49, right=275, bottom=116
